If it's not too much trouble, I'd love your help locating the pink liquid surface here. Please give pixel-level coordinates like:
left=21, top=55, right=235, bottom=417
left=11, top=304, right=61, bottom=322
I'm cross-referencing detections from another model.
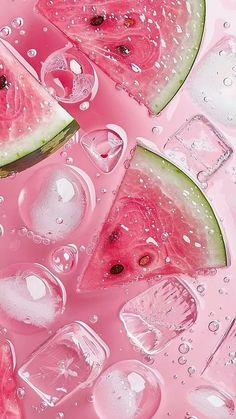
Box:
left=0, top=1, right=236, bottom=418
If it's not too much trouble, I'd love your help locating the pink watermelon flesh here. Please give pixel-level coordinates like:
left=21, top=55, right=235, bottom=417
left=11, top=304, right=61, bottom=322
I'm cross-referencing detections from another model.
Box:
left=0, top=341, right=23, bottom=418
left=0, top=41, right=78, bottom=177
left=36, top=0, right=205, bottom=113
left=79, top=146, right=227, bottom=291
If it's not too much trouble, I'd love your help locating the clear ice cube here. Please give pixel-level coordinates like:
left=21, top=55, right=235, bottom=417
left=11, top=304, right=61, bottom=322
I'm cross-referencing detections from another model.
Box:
left=201, top=317, right=236, bottom=397
left=188, top=36, right=236, bottom=126
left=18, top=165, right=87, bottom=240
left=188, top=385, right=235, bottom=419
left=0, top=263, right=66, bottom=333
left=120, top=277, right=197, bottom=355
left=81, top=127, right=124, bottom=173
left=164, top=115, right=232, bottom=181
left=93, top=360, right=161, bottom=419
left=18, top=322, right=109, bottom=406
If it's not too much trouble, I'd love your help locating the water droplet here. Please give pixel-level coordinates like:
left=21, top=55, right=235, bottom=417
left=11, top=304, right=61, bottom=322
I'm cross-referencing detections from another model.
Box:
left=152, top=126, right=162, bottom=135
left=223, top=276, right=230, bottom=283
left=43, top=26, right=48, bottom=32
left=27, top=49, right=37, bottom=58
left=143, top=354, right=154, bottom=365
left=131, top=63, right=141, bottom=73
left=197, top=171, right=207, bottom=183
left=178, top=343, right=190, bottom=354
left=87, top=395, right=95, bottom=403
left=89, top=314, right=98, bottom=324
left=178, top=356, right=187, bottom=365
left=197, top=284, right=205, bottom=294
left=17, top=387, right=25, bottom=399
left=19, top=30, right=26, bottom=36
left=188, top=366, right=196, bottom=376
left=51, top=245, right=77, bottom=273
left=56, top=217, right=63, bottom=224
left=79, top=101, right=89, bottom=110
left=11, top=17, right=24, bottom=28
left=223, top=77, right=233, bottom=87
left=223, top=21, right=230, bottom=28
left=0, top=26, right=11, bottom=37
left=208, top=320, right=220, bottom=332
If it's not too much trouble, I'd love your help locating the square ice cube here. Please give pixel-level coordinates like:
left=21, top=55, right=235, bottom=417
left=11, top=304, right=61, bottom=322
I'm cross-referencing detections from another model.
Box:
left=188, top=36, right=236, bottom=126
left=18, top=322, right=109, bottom=406
left=164, top=115, right=232, bottom=181
left=120, top=277, right=197, bottom=355
left=202, top=317, right=236, bottom=397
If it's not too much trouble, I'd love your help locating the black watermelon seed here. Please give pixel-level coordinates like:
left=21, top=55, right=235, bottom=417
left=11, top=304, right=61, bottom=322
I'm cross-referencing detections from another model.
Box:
left=110, top=264, right=124, bottom=275
left=116, top=45, right=131, bottom=55
left=0, top=75, right=8, bottom=90
left=90, top=15, right=104, bottom=26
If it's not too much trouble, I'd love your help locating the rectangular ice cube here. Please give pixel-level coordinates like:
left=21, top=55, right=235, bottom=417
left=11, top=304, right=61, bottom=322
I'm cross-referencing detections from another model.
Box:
left=18, top=322, right=109, bottom=406
left=201, top=317, right=236, bottom=397
left=188, top=36, right=236, bottom=127
left=164, top=115, right=232, bottom=181
left=120, top=277, right=197, bottom=355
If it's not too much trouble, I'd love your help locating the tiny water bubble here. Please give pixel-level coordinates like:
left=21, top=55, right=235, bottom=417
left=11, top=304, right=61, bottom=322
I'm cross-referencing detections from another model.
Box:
left=178, top=356, right=187, bottom=365
left=56, top=217, right=63, bottom=224
left=223, top=21, right=231, bottom=29
left=11, top=17, right=24, bottom=28
left=89, top=314, right=98, bottom=324
left=197, top=284, right=205, bottom=295
left=223, top=77, right=233, bottom=87
left=115, top=83, right=123, bottom=90
left=19, top=30, right=26, bottom=36
left=43, top=26, right=48, bottom=32
left=100, top=188, right=107, bottom=194
left=178, top=343, right=190, bottom=354
left=188, top=366, right=196, bottom=376
left=0, top=26, right=11, bottom=37
left=208, top=320, right=219, bottom=332
left=223, top=276, right=230, bottom=283
left=80, top=101, right=90, bottom=111
left=152, top=126, right=162, bottom=135
left=87, top=395, right=95, bottom=403
left=66, top=157, right=73, bottom=164
left=27, top=49, right=37, bottom=58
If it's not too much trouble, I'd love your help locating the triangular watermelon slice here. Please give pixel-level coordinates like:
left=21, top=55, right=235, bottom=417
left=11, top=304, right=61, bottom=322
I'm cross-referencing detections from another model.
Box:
left=35, top=0, right=205, bottom=113
left=0, top=41, right=79, bottom=177
left=0, top=340, right=23, bottom=418
left=79, top=146, right=228, bottom=291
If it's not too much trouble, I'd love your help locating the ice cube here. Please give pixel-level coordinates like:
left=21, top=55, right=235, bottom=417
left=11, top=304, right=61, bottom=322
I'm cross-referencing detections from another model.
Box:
left=202, top=318, right=236, bottom=397
left=188, top=37, right=236, bottom=126
left=188, top=385, right=235, bottom=418
left=120, top=277, right=197, bottom=354
left=18, top=165, right=87, bottom=240
left=93, top=360, right=161, bottom=419
left=18, top=322, right=109, bottom=406
left=164, top=115, right=232, bottom=181
left=81, top=126, right=125, bottom=173
left=0, top=263, right=65, bottom=333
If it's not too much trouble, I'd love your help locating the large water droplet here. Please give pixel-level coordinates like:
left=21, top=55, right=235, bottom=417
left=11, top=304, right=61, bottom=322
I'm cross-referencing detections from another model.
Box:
left=51, top=245, right=78, bottom=273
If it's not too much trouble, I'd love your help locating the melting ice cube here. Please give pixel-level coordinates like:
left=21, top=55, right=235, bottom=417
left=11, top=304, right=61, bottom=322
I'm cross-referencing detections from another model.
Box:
left=188, top=385, right=235, bottom=418
left=18, top=322, right=109, bottom=406
left=81, top=127, right=124, bottom=173
left=93, top=360, right=161, bottom=419
left=0, top=263, right=65, bottom=333
left=120, top=277, right=197, bottom=354
left=202, top=318, right=236, bottom=397
left=188, top=37, right=236, bottom=126
left=164, top=115, right=232, bottom=181
left=18, top=165, right=87, bottom=240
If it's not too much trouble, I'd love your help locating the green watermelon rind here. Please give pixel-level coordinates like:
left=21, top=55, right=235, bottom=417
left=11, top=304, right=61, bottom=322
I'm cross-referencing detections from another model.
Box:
left=151, top=0, right=206, bottom=114
left=0, top=118, right=79, bottom=177
left=135, top=145, right=228, bottom=268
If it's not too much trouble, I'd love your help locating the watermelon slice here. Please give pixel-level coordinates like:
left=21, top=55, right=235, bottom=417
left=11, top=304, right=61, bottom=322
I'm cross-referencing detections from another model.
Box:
left=0, top=340, right=23, bottom=418
left=0, top=41, right=79, bottom=177
left=35, top=0, right=205, bottom=113
left=79, top=146, right=227, bottom=291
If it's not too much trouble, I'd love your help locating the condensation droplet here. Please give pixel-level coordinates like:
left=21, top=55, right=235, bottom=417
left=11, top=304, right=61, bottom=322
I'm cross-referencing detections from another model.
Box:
left=0, top=26, right=11, bottom=37
left=208, top=320, right=220, bottom=332
left=11, top=17, right=24, bottom=28
left=27, top=49, right=37, bottom=58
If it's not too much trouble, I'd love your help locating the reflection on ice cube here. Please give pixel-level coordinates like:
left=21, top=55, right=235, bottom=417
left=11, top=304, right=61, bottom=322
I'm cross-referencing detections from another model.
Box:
left=202, top=318, right=236, bottom=397
left=81, top=125, right=126, bottom=173
left=18, top=322, right=109, bottom=406
left=0, top=263, right=66, bottom=333
left=18, top=164, right=88, bottom=240
left=120, top=277, right=197, bottom=355
left=41, top=46, right=97, bottom=103
left=93, top=360, right=161, bottom=419
left=188, top=385, right=235, bottom=419
left=189, top=37, right=236, bottom=126
left=164, top=115, right=232, bottom=181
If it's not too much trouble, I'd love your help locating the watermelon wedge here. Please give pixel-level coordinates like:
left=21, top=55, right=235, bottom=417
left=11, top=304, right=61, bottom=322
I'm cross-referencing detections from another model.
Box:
left=0, top=41, right=79, bottom=177
left=79, top=146, right=228, bottom=291
left=0, top=340, right=23, bottom=418
left=35, top=0, right=205, bottom=113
